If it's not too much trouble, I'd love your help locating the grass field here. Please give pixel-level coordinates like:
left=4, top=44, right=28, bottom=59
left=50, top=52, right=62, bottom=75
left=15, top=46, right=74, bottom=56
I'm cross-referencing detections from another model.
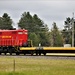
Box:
left=0, top=56, right=75, bottom=75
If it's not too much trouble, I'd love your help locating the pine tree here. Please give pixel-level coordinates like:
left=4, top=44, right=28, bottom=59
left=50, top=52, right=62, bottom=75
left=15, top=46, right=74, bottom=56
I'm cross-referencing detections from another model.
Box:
left=18, top=12, right=33, bottom=32
left=0, top=13, right=13, bottom=29
left=50, top=22, right=63, bottom=47
left=18, top=12, right=50, bottom=46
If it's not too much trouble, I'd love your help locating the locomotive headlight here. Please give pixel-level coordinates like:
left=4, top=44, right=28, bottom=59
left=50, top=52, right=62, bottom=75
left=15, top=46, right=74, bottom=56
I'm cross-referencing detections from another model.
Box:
left=2, top=36, right=11, bottom=38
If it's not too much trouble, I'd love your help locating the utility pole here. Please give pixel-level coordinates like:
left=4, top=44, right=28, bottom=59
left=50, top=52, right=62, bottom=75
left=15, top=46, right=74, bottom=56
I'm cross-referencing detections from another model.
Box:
left=72, top=12, right=74, bottom=47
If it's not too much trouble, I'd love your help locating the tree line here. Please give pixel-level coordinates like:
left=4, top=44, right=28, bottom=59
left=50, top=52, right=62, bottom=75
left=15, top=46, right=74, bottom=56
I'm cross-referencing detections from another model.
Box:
left=0, top=12, right=73, bottom=47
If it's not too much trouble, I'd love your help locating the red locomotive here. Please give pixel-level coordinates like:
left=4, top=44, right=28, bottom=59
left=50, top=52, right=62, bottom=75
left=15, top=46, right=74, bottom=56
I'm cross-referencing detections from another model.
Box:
left=0, top=29, right=28, bottom=46
left=0, top=29, right=28, bottom=55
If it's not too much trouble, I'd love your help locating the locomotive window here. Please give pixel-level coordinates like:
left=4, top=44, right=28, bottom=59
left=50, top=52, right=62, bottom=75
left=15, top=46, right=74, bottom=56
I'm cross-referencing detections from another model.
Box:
left=18, top=32, right=23, bottom=34
left=24, top=32, right=28, bottom=34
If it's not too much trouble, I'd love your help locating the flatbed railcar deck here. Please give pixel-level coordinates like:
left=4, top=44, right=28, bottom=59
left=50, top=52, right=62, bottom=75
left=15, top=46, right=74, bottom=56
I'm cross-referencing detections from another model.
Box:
left=19, top=47, right=75, bottom=55
left=20, top=47, right=75, bottom=50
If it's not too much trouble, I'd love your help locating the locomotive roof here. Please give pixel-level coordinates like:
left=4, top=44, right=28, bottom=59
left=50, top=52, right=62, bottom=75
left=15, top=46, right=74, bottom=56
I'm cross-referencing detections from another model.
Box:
left=0, top=29, right=28, bottom=32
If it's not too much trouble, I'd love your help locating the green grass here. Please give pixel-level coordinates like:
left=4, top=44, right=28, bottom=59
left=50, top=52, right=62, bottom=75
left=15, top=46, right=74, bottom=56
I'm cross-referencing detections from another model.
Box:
left=0, top=56, right=75, bottom=75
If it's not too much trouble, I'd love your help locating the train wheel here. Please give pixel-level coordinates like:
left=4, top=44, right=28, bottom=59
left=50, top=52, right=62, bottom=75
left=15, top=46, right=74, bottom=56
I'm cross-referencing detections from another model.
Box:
left=36, top=52, right=38, bottom=56
left=31, top=51, right=33, bottom=56
left=5, top=53, right=6, bottom=55
left=10, top=52, right=12, bottom=55
left=9, top=50, right=12, bottom=55
left=43, top=53, right=46, bottom=56
left=24, top=53, right=26, bottom=55
left=39, top=53, right=41, bottom=56
left=16, top=53, right=19, bottom=55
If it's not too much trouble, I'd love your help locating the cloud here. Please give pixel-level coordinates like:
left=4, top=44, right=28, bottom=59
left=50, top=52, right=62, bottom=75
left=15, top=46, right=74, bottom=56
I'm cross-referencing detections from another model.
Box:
left=0, top=0, right=75, bottom=29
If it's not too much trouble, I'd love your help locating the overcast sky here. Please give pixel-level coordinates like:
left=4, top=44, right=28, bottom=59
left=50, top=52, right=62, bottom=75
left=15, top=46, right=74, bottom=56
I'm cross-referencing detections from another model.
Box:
left=0, top=0, right=75, bottom=30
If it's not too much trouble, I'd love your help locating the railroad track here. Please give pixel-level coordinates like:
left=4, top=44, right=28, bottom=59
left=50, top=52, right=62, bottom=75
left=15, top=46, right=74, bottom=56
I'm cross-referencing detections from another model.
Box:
left=0, top=55, right=75, bottom=60
left=0, top=53, right=75, bottom=57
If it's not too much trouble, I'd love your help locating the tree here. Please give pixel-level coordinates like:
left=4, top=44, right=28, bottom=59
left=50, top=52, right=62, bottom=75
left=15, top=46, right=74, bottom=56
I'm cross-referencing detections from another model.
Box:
left=18, top=12, right=48, bottom=32
left=29, top=33, right=40, bottom=46
left=50, top=22, right=63, bottom=47
left=0, top=13, right=13, bottom=29
left=33, top=14, right=45, bottom=32
left=62, top=17, right=72, bottom=44
left=18, top=12, right=33, bottom=32
left=63, top=17, right=75, bottom=46
left=32, top=14, right=50, bottom=46
left=18, top=12, right=50, bottom=46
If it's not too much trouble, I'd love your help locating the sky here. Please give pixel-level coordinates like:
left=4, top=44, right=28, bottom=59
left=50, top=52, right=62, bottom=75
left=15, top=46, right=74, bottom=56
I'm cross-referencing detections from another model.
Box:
left=0, top=0, right=75, bottom=30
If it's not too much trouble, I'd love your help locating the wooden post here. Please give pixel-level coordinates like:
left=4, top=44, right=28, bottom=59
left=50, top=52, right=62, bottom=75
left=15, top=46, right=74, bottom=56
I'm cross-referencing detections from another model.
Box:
left=13, top=59, right=15, bottom=72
